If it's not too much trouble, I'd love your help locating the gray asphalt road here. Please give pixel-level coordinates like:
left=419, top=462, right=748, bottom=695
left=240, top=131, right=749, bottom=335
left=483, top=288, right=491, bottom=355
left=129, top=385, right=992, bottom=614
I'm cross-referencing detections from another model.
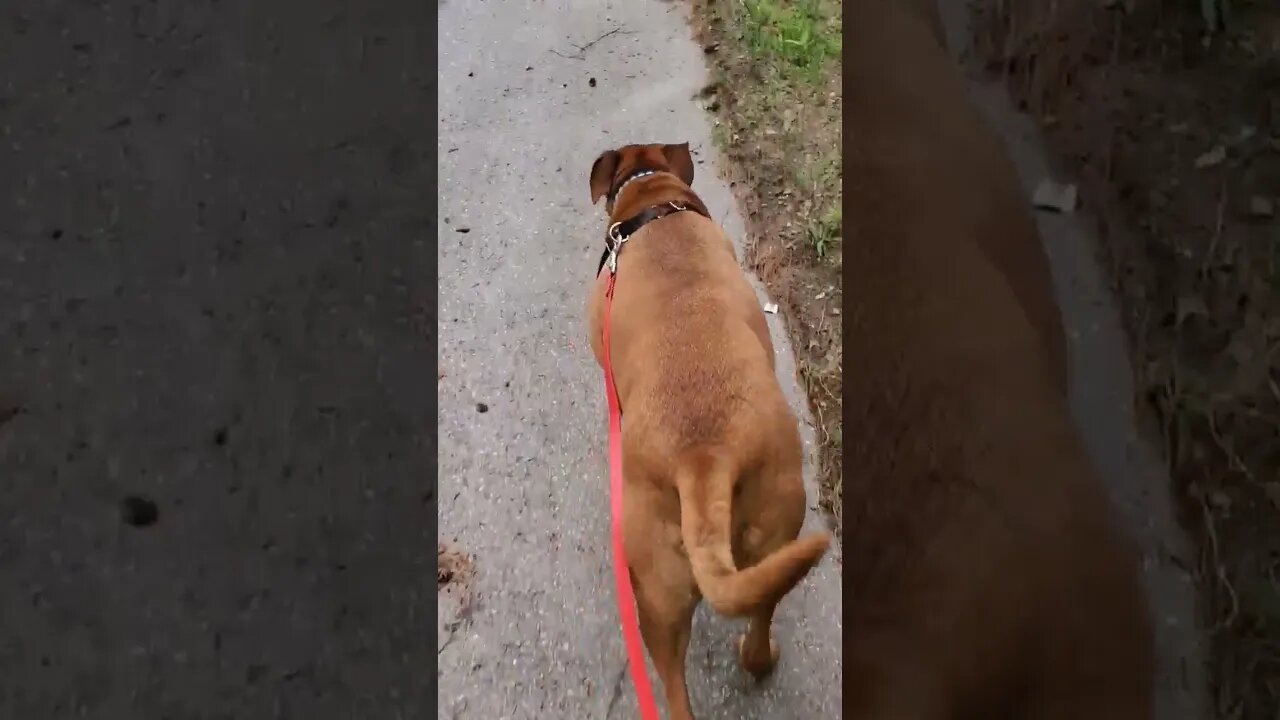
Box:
left=0, top=1, right=435, bottom=718
left=937, top=3, right=1207, bottom=718
left=436, top=2, right=842, bottom=719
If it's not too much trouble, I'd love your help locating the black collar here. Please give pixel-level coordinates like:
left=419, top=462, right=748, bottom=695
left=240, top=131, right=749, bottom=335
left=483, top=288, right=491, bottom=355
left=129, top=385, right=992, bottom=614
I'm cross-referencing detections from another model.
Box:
left=595, top=201, right=708, bottom=276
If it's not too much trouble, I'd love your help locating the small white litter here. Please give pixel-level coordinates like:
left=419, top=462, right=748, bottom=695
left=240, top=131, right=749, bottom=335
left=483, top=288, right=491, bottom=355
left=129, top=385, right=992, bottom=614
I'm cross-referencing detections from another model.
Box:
left=763, top=302, right=779, bottom=314
left=1194, top=145, right=1227, bottom=169
left=1248, top=196, right=1275, bottom=218
left=1032, top=179, right=1078, bottom=213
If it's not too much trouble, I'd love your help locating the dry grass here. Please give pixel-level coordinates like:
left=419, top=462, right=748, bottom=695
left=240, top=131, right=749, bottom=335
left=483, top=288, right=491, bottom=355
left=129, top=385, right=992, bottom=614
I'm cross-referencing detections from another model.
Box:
left=437, top=543, right=473, bottom=589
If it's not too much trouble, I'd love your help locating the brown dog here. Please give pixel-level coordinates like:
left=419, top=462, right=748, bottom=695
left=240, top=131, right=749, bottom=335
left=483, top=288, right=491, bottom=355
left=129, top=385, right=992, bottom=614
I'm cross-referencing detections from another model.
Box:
left=845, top=1, right=1154, bottom=718
left=584, top=142, right=831, bottom=719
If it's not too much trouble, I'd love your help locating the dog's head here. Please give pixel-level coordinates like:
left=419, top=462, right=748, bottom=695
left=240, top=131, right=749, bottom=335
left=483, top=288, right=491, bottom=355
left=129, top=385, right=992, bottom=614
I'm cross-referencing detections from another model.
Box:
left=588, top=142, right=695, bottom=212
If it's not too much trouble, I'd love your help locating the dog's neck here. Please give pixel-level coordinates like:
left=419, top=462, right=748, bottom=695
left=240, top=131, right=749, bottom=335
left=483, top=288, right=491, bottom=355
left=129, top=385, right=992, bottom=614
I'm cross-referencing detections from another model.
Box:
left=606, top=171, right=709, bottom=225
left=594, top=171, right=714, bottom=277
left=607, top=169, right=660, bottom=207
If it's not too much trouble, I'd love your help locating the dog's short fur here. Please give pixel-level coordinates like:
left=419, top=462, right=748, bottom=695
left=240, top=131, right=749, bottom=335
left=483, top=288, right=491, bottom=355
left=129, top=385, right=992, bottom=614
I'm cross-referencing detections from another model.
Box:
left=844, top=1, right=1154, bottom=718
left=584, top=142, right=831, bottom=719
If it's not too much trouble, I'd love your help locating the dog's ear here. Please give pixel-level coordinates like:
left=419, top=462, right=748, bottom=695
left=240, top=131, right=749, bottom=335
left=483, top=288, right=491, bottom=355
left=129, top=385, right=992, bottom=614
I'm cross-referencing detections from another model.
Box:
left=589, top=150, right=620, bottom=205
left=661, top=142, right=695, bottom=187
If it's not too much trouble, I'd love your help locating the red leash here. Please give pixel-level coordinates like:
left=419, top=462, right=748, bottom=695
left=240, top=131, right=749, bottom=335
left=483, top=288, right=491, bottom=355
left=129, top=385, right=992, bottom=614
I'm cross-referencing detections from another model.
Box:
left=601, top=269, right=661, bottom=720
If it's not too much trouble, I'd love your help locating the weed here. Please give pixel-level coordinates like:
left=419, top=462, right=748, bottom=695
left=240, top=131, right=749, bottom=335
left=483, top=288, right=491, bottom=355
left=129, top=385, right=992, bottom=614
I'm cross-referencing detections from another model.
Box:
left=808, top=205, right=841, bottom=259
left=739, top=0, right=840, bottom=82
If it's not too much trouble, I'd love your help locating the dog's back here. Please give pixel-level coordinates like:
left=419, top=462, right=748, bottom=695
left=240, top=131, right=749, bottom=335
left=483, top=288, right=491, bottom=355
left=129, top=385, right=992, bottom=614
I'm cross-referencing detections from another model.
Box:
left=606, top=211, right=828, bottom=615
left=846, top=1, right=1153, bottom=717
left=609, top=211, right=783, bottom=453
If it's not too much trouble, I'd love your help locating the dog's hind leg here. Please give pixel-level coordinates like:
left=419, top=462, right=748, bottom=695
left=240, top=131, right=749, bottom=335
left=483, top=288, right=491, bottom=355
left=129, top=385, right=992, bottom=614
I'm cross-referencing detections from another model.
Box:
left=731, top=467, right=806, bottom=680
left=632, top=560, right=698, bottom=720
left=736, top=601, right=780, bottom=679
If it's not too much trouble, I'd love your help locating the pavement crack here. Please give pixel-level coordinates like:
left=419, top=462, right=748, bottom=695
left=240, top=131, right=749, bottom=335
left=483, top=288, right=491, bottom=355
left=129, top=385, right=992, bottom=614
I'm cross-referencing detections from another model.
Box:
left=550, top=26, right=630, bottom=61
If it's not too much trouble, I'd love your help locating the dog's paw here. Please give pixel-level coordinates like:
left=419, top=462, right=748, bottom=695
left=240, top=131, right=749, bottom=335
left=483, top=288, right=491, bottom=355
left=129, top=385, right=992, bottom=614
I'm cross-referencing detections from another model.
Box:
left=736, top=633, right=780, bottom=680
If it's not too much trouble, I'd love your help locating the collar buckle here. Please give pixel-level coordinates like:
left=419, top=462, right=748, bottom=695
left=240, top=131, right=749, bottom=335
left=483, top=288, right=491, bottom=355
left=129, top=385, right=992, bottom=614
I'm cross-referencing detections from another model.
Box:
left=599, top=201, right=698, bottom=277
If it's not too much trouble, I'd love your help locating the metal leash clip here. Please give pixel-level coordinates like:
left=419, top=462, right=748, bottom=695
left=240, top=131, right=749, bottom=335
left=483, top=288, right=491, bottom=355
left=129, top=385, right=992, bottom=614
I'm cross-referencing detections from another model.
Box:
left=606, top=221, right=626, bottom=274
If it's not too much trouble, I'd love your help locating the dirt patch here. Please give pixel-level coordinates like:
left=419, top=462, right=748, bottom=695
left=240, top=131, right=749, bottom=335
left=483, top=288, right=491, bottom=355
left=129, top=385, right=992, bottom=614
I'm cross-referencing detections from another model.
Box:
left=688, top=0, right=844, bottom=532
left=972, top=1, right=1280, bottom=716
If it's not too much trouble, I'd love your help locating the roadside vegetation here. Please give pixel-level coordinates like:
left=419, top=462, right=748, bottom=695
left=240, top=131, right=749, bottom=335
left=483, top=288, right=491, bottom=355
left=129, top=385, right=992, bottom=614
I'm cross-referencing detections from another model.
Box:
left=974, top=0, right=1280, bottom=715
left=690, top=0, right=844, bottom=531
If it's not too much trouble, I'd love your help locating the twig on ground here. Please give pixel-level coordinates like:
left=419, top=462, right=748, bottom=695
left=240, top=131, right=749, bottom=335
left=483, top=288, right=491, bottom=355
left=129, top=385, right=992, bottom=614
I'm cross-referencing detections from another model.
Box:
left=1199, top=489, right=1239, bottom=633
left=813, top=402, right=830, bottom=448
left=1207, top=407, right=1257, bottom=484
left=438, top=624, right=460, bottom=656
left=550, top=26, right=630, bottom=61
left=577, top=27, right=629, bottom=53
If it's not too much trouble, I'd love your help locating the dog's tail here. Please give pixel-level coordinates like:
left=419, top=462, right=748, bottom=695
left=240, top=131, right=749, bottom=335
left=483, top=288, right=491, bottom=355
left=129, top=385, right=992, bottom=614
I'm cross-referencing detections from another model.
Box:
left=674, top=452, right=830, bottom=618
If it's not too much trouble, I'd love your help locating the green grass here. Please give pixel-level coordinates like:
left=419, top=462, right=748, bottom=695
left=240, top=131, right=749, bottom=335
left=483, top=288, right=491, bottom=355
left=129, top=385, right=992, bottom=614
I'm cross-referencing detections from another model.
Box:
left=708, top=0, right=842, bottom=261
left=740, top=0, right=840, bottom=82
